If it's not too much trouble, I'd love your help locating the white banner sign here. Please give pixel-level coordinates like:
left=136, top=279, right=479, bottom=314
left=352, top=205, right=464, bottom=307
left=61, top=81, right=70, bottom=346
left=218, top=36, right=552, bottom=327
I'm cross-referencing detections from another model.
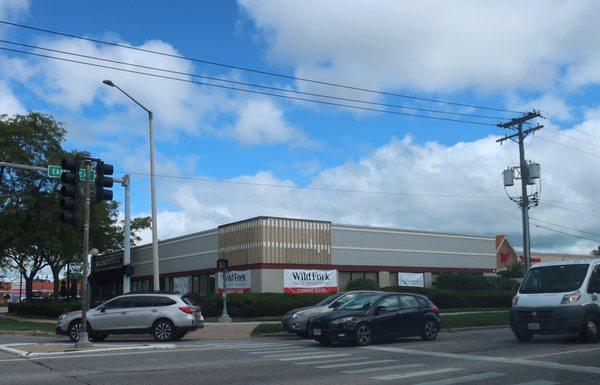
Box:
left=217, top=270, right=251, bottom=294
left=284, top=269, right=338, bottom=294
left=173, top=276, right=189, bottom=294
left=397, top=272, right=425, bottom=287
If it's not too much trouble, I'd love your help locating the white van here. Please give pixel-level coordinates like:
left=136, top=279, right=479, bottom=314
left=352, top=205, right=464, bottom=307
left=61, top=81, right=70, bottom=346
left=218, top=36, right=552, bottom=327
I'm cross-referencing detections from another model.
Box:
left=510, top=259, right=600, bottom=342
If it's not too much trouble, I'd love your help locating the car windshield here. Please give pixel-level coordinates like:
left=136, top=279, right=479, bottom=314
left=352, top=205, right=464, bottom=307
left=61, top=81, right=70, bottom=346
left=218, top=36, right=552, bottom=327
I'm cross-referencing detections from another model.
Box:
left=520, top=264, right=589, bottom=294
left=338, top=293, right=383, bottom=310
left=315, top=292, right=344, bottom=306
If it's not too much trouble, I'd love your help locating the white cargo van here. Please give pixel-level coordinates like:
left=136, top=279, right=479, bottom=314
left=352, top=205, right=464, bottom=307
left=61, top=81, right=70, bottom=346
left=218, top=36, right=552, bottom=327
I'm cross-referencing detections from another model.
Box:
left=510, top=259, right=600, bottom=342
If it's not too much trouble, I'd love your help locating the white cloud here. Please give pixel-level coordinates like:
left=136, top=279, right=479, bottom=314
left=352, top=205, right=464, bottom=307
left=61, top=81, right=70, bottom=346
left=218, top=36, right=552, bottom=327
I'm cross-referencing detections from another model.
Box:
left=508, top=94, right=574, bottom=122
left=238, top=0, right=600, bottom=94
left=0, top=81, right=25, bottom=115
left=228, top=98, right=313, bottom=146
left=0, top=0, right=29, bottom=23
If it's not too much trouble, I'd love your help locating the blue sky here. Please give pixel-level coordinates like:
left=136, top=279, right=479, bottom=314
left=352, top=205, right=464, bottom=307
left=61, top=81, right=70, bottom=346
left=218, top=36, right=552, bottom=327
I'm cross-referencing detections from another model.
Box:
left=2, top=0, right=600, bottom=254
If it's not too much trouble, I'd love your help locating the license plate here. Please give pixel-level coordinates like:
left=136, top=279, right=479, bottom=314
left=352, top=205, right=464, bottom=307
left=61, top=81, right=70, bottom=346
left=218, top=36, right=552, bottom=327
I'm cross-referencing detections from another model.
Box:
left=528, top=323, right=540, bottom=331
left=313, top=328, right=322, bottom=336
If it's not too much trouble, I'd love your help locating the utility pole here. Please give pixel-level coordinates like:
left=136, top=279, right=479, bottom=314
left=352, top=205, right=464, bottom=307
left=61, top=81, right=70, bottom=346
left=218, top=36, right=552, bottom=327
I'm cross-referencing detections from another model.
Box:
left=497, top=111, right=544, bottom=273
left=75, top=160, right=93, bottom=348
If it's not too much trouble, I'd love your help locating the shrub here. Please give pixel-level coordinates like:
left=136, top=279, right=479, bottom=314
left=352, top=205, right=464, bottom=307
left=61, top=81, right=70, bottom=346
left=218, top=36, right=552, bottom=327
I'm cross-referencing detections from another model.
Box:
left=433, top=273, right=519, bottom=291
left=344, top=278, right=379, bottom=291
left=8, top=302, right=81, bottom=318
left=383, top=286, right=514, bottom=308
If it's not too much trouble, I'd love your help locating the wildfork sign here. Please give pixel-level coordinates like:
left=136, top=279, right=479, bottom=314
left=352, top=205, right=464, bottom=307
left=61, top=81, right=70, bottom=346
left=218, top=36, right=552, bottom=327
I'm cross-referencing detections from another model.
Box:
left=283, top=269, right=338, bottom=294
left=217, top=270, right=251, bottom=294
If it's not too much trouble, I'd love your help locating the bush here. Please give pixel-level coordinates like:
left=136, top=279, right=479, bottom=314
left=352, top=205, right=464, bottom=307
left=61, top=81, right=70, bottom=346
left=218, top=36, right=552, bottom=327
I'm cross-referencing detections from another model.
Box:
left=433, top=273, right=519, bottom=291
left=8, top=302, right=81, bottom=318
left=344, top=278, right=379, bottom=291
left=383, top=286, right=514, bottom=308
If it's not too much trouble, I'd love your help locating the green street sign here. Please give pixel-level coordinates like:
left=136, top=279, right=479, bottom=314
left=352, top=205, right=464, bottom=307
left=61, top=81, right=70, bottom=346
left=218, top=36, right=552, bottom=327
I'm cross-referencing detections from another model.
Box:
left=47, top=165, right=96, bottom=181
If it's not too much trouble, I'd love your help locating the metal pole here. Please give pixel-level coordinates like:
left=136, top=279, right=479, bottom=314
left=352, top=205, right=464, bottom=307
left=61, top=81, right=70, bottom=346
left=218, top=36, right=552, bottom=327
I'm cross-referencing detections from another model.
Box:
left=76, top=161, right=92, bottom=348
left=218, top=268, right=230, bottom=322
left=149, top=112, right=160, bottom=292
left=123, top=174, right=131, bottom=293
left=517, top=123, right=531, bottom=274
left=19, top=271, right=23, bottom=303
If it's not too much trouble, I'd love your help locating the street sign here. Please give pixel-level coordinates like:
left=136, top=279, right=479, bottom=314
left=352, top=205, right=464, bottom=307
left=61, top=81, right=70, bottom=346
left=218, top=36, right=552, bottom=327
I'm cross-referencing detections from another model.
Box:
left=48, top=165, right=95, bottom=181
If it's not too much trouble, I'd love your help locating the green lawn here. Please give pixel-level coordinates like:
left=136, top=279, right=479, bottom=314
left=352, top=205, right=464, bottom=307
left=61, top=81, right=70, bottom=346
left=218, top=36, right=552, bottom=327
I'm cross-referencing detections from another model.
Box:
left=0, top=318, right=55, bottom=333
left=440, top=307, right=510, bottom=314
left=251, top=323, right=282, bottom=336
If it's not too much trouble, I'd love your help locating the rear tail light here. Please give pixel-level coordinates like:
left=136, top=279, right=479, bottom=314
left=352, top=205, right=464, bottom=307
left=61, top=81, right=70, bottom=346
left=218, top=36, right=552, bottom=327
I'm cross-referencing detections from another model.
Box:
left=430, top=302, right=439, bottom=312
left=179, top=306, right=194, bottom=314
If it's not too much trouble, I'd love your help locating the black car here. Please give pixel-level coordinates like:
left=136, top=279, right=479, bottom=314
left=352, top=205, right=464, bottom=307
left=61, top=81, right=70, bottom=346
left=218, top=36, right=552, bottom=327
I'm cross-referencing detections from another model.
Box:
left=309, top=292, right=440, bottom=345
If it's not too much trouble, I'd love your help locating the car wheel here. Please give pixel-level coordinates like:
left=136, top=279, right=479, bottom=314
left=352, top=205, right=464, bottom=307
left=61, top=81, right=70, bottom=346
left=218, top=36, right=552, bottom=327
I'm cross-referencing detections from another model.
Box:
left=354, top=323, right=373, bottom=346
left=68, top=320, right=81, bottom=342
left=515, top=332, right=534, bottom=342
left=172, top=331, right=186, bottom=341
left=316, top=337, right=332, bottom=345
left=152, top=319, right=175, bottom=342
left=420, top=318, right=439, bottom=341
left=581, top=315, right=600, bottom=343
left=90, top=333, right=109, bottom=342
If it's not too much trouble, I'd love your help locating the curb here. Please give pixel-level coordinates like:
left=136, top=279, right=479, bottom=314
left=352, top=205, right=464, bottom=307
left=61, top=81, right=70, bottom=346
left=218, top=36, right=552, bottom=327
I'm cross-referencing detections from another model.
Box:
left=443, top=325, right=510, bottom=332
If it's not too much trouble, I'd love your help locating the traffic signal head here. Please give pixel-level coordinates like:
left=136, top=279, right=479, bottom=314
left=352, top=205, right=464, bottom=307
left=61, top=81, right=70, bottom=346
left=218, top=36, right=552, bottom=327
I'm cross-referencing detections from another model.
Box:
left=59, top=156, right=79, bottom=226
left=95, top=160, right=114, bottom=203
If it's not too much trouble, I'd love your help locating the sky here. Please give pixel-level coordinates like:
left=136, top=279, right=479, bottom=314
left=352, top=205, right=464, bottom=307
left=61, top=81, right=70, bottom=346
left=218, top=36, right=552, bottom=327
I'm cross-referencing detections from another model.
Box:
left=2, top=0, right=600, bottom=256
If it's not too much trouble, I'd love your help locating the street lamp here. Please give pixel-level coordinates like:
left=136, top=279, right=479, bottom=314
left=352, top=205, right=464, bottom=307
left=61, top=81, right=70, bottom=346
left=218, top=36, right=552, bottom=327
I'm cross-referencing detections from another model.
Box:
left=103, top=80, right=159, bottom=292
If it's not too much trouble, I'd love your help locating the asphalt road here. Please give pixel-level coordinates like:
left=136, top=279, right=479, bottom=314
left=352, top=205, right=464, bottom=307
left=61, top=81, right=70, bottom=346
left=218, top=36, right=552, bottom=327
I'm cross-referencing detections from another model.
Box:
left=1, top=328, right=600, bottom=385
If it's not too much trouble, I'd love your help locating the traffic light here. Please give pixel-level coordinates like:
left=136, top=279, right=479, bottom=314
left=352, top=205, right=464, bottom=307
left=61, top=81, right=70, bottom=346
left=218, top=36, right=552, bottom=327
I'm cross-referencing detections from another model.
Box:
left=95, top=160, right=114, bottom=203
left=59, top=157, right=79, bottom=226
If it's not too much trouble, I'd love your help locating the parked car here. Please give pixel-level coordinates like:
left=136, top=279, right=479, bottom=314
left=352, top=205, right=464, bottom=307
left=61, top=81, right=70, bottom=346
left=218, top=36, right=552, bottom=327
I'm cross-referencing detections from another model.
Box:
left=56, top=293, right=204, bottom=342
left=510, top=259, right=600, bottom=342
left=309, top=292, right=440, bottom=345
left=282, top=290, right=382, bottom=337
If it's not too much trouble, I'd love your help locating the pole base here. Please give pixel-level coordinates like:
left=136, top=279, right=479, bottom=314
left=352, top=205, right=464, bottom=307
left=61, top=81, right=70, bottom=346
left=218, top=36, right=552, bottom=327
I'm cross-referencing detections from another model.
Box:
left=75, top=332, right=93, bottom=348
left=218, top=315, right=231, bottom=323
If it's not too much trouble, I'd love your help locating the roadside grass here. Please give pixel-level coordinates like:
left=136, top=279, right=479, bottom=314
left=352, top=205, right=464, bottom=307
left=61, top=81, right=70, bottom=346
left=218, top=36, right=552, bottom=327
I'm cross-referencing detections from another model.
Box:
left=440, top=311, right=509, bottom=329
left=0, top=318, right=55, bottom=333
left=440, top=307, right=509, bottom=314
left=251, top=323, right=282, bottom=336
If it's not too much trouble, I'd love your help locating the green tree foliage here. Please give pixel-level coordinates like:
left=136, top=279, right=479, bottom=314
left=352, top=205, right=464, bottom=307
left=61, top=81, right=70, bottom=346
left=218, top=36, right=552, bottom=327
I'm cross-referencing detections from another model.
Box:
left=497, top=261, right=525, bottom=279
left=0, top=113, right=150, bottom=300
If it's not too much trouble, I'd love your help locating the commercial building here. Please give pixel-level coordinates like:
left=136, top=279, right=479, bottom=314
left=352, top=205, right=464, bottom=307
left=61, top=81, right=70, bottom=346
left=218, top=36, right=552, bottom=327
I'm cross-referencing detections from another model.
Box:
left=91, top=216, right=497, bottom=301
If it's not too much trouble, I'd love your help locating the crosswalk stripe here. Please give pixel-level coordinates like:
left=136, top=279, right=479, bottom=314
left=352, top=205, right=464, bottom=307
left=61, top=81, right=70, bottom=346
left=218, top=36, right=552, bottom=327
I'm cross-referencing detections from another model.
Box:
left=374, top=368, right=462, bottom=381
left=280, top=353, right=351, bottom=361
left=342, top=363, right=426, bottom=374
left=240, top=346, right=294, bottom=353
left=296, top=357, right=364, bottom=365
left=261, top=350, right=321, bottom=358
left=247, top=348, right=317, bottom=355
left=317, top=359, right=397, bottom=369
left=415, top=372, right=506, bottom=385
left=511, top=381, right=558, bottom=385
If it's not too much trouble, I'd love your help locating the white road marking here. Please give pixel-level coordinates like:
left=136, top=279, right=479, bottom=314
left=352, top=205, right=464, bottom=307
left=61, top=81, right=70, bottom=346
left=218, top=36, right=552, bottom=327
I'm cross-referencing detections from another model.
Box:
left=248, top=348, right=318, bottom=355
left=374, top=368, right=462, bottom=381
left=261, top=350, right=321, bottom=358
left=279, top=353, right=351, bottom=361
left=415, top=372, right=506, bottom=385
left=240, top=346, right=295, bottom=353
left=342, top=363, right=426, bottom=374
left=521, top=346, right=600, bottom=359
left=316, top=359, right=397, bottom=369
left=511, top=381, right=558, bottom=385
left=365, top=346, right=600, bottom=375
left=296, top=357, right=364, bottom=365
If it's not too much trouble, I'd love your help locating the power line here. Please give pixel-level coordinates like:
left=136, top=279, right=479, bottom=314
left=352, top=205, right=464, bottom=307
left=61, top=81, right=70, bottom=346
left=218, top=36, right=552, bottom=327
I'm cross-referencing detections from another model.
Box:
left=0, top=39, right=506, bottom=121
left=0, top=46, right=498, bottom=126
left=541, top=202, right=600, bottom=219
left=0, top=19, right=522, bottom=114
left=543, top=127, right=600, bottom=150
left=535, top=136, right=600, bottom=159
left=572, top=127, right=600, bottom=141
left=530, top=217, right=600, bottom=238
left=534, top=224, right=600, bottom=244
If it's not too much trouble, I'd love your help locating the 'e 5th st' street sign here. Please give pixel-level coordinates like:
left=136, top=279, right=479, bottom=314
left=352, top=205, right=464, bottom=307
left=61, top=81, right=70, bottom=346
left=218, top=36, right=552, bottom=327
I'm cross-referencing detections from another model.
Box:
left=47, top=165, right=96, bottom=181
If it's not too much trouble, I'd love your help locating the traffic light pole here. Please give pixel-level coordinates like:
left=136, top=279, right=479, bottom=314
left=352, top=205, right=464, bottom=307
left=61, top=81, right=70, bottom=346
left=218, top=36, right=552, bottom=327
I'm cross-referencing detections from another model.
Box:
left=76, top=160, right=93, bottom=348
left=122, top=174, right=131, bottom=293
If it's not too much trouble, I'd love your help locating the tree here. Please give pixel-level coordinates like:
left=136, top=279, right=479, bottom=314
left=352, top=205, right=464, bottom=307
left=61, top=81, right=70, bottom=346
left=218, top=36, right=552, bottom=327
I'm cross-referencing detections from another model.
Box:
left=498, top=261, right=525, bottom=279
left=591, top=246, right=600, bottom=256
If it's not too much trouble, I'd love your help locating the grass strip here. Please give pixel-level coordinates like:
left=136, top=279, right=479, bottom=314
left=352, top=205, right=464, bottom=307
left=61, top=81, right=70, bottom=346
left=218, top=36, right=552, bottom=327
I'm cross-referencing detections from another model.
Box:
left=440, top=311, right=509, bottom=329
left=0, top=318, right=55, bottom=333
left=251, top=323, right=282, bottom=336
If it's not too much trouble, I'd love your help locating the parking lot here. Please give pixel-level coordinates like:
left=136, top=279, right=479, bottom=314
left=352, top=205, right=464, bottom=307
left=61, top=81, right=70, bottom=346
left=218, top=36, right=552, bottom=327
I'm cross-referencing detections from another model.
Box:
left=1, top=327, right=599, bottom=385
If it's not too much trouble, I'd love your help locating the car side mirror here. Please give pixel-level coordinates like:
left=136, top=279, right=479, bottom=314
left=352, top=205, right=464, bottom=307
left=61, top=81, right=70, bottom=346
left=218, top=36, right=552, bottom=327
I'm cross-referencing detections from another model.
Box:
left=330, top=301, right=340, bottom=309
left=373, top=305, right=385, bottom=314
left=99, top=306, right=106, bottom=313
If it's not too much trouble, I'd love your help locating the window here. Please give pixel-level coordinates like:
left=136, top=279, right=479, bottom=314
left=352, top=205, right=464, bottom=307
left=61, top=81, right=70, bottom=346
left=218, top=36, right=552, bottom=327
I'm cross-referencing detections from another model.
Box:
left=132, top=296, right=155, bottom=308
left=520, top=264, right=589, bottom=294
left=338, top=271, right=379, bottom=290
left=105, top=297, right=132, bottom=309
left=400, top=295, right=419, bottom=309
left=588, top=266, right=600, bottom=294
left=378, top=295, right=400, bottom=312
left=389, top=272, right=398, bottom=287
left=154, top=296, right=176, bottom=306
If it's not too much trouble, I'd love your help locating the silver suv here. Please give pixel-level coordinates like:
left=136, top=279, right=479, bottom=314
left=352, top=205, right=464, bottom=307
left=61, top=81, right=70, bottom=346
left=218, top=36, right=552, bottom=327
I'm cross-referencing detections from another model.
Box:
left=56, top=293, right=204, bottom=342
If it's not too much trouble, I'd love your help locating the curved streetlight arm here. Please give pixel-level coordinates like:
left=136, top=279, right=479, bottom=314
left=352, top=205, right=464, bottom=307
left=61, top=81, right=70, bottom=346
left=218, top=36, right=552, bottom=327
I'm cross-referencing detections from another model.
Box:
left=109, top=83, right=152, bottom=117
